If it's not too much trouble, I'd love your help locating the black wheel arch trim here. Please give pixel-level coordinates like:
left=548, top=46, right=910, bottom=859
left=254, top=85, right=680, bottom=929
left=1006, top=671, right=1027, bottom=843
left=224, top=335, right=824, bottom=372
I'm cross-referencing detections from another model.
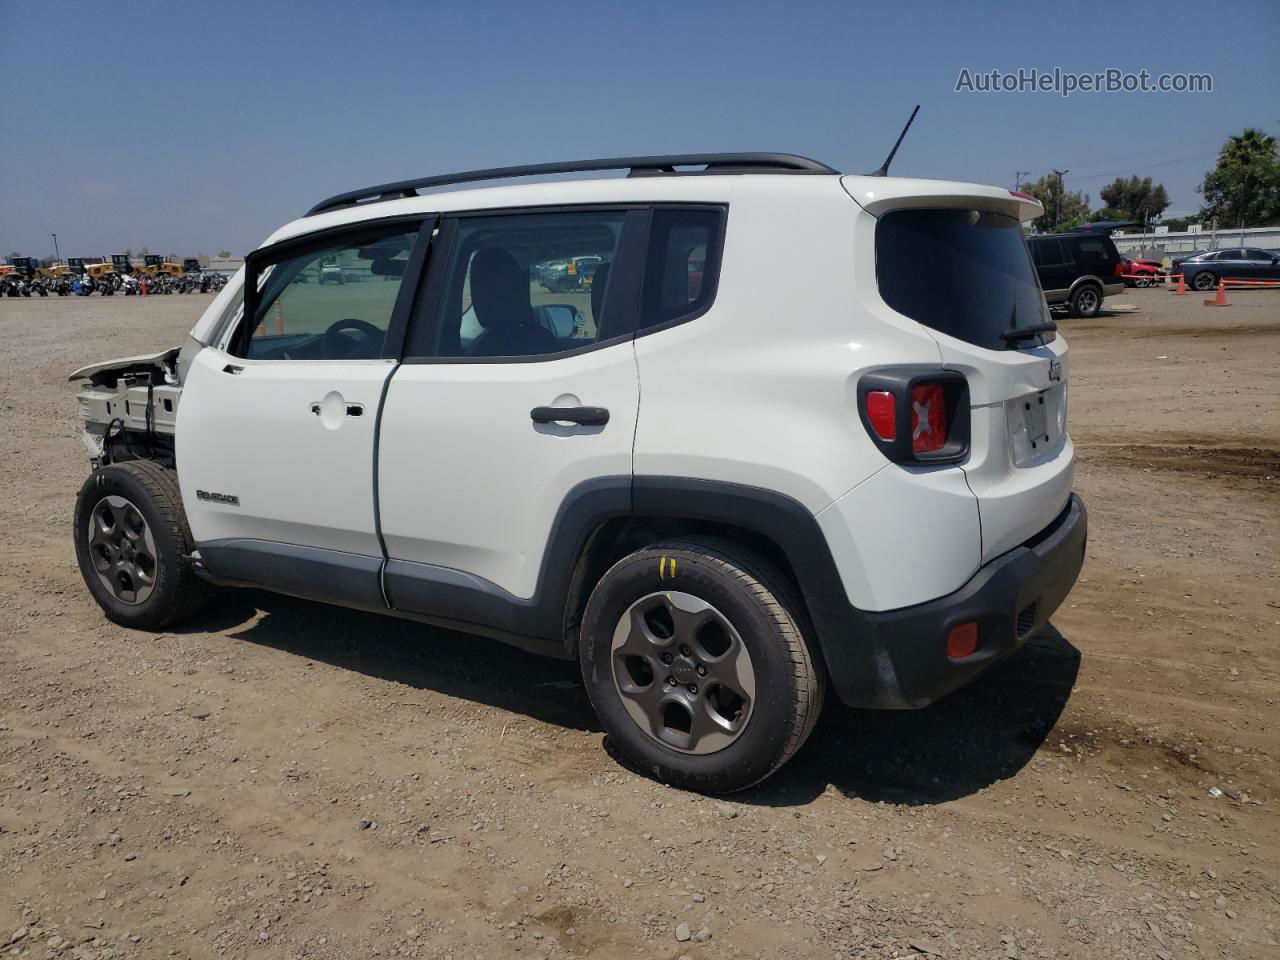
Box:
left=192, top=476, right=845, bottom=659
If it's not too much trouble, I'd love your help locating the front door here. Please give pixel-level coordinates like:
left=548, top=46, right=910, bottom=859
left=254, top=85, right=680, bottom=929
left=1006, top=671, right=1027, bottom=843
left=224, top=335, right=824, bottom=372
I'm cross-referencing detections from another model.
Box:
left=177, top=217, right=431, bottom=604
left=377, top=208, right=644, bottom=634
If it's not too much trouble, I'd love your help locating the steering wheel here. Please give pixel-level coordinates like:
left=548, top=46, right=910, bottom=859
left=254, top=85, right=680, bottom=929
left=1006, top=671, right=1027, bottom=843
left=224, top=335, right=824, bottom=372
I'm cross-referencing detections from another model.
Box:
left=321, top=318, right=382, bottom=359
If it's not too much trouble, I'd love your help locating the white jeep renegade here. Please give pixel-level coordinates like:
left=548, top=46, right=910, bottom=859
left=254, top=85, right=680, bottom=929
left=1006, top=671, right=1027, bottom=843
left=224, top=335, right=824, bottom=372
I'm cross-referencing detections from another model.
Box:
left=71, top=153, right=1086, bottom=793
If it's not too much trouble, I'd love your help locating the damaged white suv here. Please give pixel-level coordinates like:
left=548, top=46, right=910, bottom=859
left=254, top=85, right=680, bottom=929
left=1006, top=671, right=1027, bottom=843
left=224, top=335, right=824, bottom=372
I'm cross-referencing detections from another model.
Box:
left=71, top=153, right=1086, bottom=793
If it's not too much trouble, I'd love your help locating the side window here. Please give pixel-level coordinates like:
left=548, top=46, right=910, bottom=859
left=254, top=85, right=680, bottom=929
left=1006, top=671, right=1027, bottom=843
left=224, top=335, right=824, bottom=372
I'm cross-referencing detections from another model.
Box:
left=1033, top=238, right=1066, bottom=266
left=1074, top=237, right=1112, bottom=264
left=426, top=210, right=625, bottom=359
left=236, top=225, right=419, bottom=360
left=1244, top=248, right=1273, bottom=261
left=640, top=208, right=723, bottom=330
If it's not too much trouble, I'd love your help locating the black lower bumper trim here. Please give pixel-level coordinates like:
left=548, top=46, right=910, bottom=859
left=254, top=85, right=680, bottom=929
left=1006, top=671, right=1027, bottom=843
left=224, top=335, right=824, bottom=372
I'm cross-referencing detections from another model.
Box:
left=809, top=494, right=1088, bottom=709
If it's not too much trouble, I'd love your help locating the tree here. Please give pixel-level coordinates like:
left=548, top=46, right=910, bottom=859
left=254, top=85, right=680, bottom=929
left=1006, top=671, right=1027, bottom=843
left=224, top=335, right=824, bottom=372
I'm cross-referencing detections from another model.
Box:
left=1199, top=128, right=1280, bottom=227
left=1021, top=174, right=1090, bottom=231
left=217, top=250, right=233, bottom=259
left=1098, top=175, right=1170, bottom=224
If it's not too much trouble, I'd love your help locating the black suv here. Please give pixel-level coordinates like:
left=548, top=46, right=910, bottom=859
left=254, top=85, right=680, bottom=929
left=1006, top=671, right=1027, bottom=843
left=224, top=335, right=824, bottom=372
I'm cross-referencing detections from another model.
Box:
left=1027, top=232, right=1125, bottom=317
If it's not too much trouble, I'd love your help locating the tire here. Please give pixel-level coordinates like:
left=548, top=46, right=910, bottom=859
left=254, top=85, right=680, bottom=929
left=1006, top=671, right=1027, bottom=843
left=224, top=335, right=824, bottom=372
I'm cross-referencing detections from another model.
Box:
left=1192, top=270, right=1217, bottom=292
left=579, top=538, right=825, bottom=793
left=73, top=460, right=210, bottom=630
left=1069, top=283, right=1102, bottom=318
left=1134, top=276, right=1152, bottom=288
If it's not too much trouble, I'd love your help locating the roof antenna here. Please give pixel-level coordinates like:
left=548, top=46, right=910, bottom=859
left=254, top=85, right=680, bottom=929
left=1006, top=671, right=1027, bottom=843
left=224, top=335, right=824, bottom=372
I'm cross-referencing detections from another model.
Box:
left=867, top=105, right=920, bottom=177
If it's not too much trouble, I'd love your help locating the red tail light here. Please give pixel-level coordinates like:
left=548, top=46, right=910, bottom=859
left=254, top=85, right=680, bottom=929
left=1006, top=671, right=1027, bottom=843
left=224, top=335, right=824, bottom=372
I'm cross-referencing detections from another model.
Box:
left=865, top=390, right=896, bottom=441
left=857, top=368, right=970, bottom=465
left=910, top=384, right=946, bottom=454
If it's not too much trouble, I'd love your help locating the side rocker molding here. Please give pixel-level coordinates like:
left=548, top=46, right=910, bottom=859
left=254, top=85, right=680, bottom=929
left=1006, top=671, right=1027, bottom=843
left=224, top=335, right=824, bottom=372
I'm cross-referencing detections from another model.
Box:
left=197, top=540, right=387, bottom=613
left=381, top=476, right=632, bottom=649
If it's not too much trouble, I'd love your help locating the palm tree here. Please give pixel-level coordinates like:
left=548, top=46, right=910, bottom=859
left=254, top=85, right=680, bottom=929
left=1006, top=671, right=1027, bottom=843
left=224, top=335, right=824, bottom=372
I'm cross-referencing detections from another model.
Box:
left=1218, top=128, right=1277, bottom=167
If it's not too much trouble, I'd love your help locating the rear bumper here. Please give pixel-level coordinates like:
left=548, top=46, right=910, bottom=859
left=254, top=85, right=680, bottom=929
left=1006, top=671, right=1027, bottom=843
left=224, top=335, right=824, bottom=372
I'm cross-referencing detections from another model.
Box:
left=808, top=493, right=1087, bottom=709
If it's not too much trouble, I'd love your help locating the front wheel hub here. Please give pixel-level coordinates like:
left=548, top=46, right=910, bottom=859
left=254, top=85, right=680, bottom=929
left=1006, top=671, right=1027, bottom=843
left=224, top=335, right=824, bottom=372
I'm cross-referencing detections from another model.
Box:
left=87, top=495, right=157, bottom=605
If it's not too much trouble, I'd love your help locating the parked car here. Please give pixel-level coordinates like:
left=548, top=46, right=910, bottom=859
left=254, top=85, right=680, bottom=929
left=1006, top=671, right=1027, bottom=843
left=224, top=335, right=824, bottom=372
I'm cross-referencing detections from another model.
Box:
left=538, top=255, right=605, bottom=293
left=1027, top=232, right=1125, bottom=317
left=68, top=153, right=1085, bottom=793
left=1119, top=257, right=1164, bottom=287
left=1174, top=248, right=1280, bottom=291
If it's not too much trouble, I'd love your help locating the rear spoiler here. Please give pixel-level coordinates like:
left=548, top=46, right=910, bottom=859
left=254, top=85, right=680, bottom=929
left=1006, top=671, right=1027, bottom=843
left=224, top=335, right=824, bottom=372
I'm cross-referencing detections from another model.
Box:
left=841, top=175, right=1043, bottom=224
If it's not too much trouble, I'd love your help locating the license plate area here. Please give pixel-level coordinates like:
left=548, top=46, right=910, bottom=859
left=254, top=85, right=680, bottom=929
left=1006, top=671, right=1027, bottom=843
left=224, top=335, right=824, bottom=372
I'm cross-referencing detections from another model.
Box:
left=1007, top=385, right=1065, bottom=466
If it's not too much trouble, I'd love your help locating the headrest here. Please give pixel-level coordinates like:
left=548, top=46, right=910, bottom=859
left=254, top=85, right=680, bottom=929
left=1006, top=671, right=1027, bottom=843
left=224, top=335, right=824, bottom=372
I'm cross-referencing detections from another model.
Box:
left=470, top=247, right=529, bottom=330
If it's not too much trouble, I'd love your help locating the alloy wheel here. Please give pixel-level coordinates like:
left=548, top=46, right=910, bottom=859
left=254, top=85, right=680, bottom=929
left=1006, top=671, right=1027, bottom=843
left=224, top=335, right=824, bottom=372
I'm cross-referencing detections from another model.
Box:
left=87, top=495, right=158, bottom=604
left=610, top=591, right=755, bottom=754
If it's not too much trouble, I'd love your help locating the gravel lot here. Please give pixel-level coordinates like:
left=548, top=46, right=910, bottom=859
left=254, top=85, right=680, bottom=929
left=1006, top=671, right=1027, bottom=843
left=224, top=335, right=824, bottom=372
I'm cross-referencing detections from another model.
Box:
left=1, top=288, right=1277, bottom=960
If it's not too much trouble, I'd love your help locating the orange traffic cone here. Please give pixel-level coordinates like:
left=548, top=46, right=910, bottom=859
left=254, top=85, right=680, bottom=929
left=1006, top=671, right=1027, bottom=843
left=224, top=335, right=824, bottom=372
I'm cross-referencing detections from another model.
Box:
left=1171, top=272, right=1186, bottom=295
left=1203, top=278, right=1230, bottom=307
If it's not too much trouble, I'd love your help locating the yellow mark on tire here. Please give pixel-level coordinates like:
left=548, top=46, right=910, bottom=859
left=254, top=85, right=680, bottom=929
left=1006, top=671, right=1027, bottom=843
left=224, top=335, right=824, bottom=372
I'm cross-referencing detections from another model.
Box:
left=671, top=558, right=677, bottom=577
left=659, top=556, right=668, bottom=578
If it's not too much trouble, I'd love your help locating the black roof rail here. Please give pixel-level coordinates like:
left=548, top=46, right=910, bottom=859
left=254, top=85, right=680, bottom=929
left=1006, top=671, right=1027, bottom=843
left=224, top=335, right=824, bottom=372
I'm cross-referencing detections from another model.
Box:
left=305, top=153, right=839, bottom=216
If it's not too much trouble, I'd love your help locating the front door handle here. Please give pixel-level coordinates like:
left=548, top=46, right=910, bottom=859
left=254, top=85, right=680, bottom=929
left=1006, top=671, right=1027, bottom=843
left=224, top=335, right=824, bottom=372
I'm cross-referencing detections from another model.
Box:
left=310, top=401, right=364, bottom=418
left=530, top=405, right=609, bottom=426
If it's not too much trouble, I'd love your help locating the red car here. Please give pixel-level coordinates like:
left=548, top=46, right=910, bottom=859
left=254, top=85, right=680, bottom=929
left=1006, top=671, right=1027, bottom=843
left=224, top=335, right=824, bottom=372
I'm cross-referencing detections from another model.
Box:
left=1119, top=257, right=1164, bottom=287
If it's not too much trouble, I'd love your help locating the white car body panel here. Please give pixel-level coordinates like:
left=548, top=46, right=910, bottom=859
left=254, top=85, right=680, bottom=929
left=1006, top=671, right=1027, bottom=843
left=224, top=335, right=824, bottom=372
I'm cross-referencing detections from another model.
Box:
left=377, top=346, right=639, bottom=600
left=176, top=346, right=394, bottom=556
left=816, top=464, right=982, bottom=611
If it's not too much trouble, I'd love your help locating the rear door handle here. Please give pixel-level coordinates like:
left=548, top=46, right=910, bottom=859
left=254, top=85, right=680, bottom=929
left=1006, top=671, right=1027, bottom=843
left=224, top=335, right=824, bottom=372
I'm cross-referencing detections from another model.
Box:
left=530, top=405, right=609, bottom=426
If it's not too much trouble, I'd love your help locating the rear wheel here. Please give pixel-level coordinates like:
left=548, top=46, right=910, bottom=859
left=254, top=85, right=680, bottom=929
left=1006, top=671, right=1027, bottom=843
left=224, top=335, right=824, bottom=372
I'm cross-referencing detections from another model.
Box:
left=1192, top=270, right=1217, bottom=292
left=73, top=461, right=210, bottom=630
left=1069, top=283, right=1102, bottom=318
left=579, top=539, right=824, bottom=793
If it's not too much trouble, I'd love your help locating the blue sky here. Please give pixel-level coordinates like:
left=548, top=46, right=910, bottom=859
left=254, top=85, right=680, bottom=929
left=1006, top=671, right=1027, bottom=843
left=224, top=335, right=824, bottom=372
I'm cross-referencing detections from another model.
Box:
left=2, top=0, right=1276, bottom=258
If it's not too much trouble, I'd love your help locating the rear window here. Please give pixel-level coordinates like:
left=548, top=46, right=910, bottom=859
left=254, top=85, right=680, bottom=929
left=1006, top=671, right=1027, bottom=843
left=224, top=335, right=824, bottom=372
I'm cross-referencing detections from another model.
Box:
left=876, top=209, right=1050, bottom=351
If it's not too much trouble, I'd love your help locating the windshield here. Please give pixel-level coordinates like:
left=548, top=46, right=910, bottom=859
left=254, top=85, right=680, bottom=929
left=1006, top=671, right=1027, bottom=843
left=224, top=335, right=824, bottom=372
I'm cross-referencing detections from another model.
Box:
left=876, top=208, right=1051, bottom=350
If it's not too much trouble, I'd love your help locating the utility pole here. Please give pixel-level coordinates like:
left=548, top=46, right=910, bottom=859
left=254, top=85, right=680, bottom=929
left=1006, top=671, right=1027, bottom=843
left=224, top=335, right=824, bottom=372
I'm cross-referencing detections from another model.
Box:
left=51, top=233, right=61, bottom=264
left=1014, top=170, right=1030, bottom=191
left=1052, top=169, right=1069, bottom=229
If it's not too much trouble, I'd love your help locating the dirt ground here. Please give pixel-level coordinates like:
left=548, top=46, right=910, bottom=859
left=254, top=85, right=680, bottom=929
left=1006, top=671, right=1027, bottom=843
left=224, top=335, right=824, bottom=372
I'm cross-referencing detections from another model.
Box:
left=1, top=287, right=1276, bottom=960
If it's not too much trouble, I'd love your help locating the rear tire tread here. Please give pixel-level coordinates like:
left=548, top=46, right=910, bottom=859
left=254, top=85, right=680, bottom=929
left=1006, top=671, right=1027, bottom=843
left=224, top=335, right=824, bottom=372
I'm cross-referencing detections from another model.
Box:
left=587, top=537, right=825, bottom=792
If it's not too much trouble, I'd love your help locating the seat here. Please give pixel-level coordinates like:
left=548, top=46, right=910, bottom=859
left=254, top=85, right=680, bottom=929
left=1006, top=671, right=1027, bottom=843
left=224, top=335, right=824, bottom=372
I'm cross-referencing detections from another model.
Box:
left=465, top=248, right=558, bottom=357
left=590, top=262, right=611, bottom=326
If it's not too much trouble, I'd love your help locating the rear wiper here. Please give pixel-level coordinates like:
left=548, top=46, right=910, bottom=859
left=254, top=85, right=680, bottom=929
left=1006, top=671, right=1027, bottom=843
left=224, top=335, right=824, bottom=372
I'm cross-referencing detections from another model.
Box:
left=999, top=321, right=1057, bottom=342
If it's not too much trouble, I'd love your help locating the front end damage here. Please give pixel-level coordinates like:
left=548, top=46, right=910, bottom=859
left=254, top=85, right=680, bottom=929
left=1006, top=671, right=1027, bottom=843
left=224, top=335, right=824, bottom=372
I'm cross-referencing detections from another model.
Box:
left=70, top=347, right=184, bottom=468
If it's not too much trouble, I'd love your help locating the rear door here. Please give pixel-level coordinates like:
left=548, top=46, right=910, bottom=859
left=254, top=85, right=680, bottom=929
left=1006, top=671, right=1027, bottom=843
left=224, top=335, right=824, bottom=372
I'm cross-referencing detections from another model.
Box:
left=176, top=216, right=434, bottom=601
left=377, top=207, right=644, bottom=625
left=1243, top=248, right=1280, bottom=279
left=874, top=206, right=1073, bottom=563
left=1030, top=238, right=1073, bottom=299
